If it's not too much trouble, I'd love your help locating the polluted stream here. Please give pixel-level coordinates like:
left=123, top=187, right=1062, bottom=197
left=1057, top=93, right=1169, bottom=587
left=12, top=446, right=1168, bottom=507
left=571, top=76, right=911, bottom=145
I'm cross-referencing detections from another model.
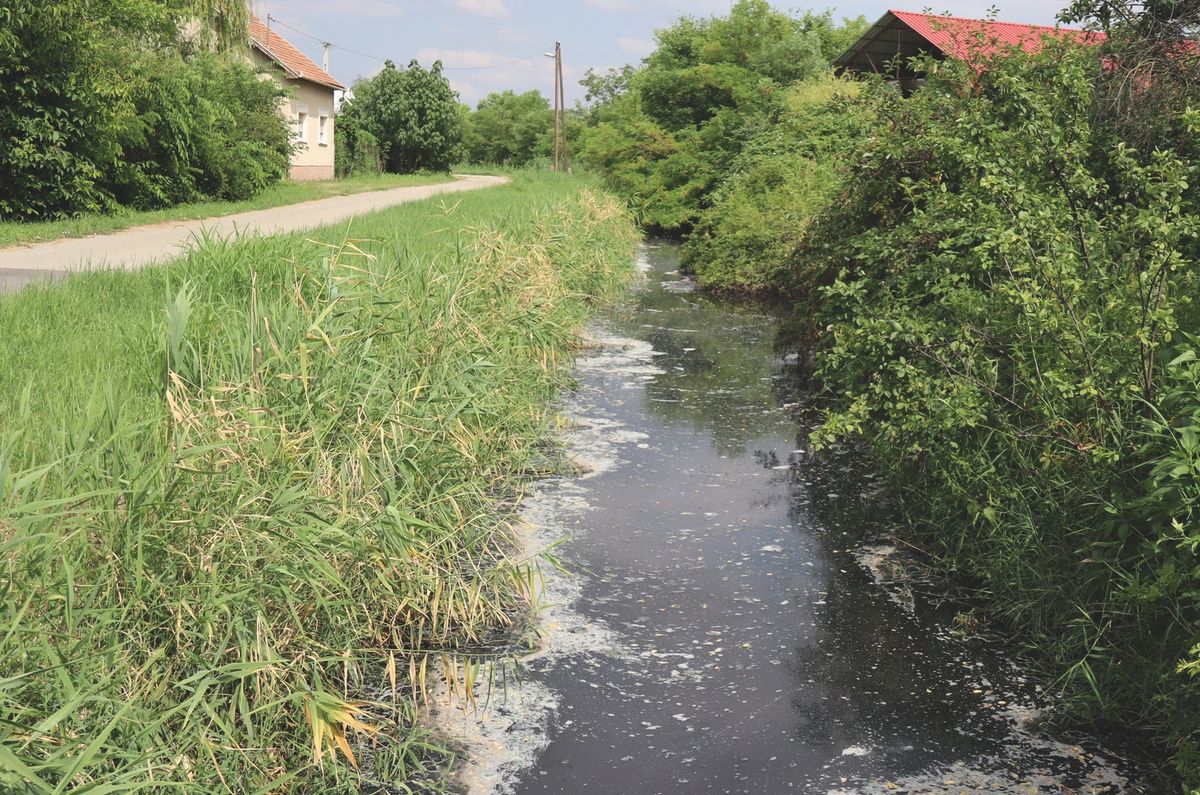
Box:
left=431, top=242, right=1157, bottom=794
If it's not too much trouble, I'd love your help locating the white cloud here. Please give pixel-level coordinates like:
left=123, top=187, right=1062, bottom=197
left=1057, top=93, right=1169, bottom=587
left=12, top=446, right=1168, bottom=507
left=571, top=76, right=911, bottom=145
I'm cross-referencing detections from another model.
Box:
left=497, top=27, right=533, bottom=46
left=452, top=0, right=509, bottom=18
left=417, top=46, right=558, bottom=105
left=272, top=0, right=403, bottom=17
left=585, top=0, right=634, bottom=10
left=616, top=36, right=655, bottom=56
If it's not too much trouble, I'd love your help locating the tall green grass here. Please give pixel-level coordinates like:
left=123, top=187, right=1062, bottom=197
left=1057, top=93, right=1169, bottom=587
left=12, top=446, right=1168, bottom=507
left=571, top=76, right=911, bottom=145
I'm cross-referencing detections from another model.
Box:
left=0, top=172, right=637, bottom=792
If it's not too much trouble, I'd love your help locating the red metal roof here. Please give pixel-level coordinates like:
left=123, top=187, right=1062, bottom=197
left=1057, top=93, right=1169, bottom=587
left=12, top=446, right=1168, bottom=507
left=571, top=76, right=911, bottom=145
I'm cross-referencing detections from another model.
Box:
left=888, top=9, right=1106, bottom=61
left=249, top=15, right=345, bottom=91
left=834, top=10, right=1107, bottom=75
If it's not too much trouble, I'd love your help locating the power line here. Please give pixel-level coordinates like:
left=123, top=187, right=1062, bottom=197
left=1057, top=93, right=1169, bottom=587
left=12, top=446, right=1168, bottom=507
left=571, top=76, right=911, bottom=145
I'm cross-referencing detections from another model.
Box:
left=265, top=14, right=543, bottom=71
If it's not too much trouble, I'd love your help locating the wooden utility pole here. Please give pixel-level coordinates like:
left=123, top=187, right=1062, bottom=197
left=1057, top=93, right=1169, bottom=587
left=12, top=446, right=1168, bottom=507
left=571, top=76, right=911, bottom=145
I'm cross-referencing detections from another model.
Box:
left=548, top=42, right=571, bottom=174
left=552, top=42, right=561, bottom=173
left=558, top=43, right=571, bottom=175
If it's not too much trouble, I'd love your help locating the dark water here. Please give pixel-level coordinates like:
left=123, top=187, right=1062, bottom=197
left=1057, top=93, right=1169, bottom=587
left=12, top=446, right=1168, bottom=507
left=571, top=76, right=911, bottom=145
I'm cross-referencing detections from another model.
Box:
left=481, top=243, right=1155, bottom=794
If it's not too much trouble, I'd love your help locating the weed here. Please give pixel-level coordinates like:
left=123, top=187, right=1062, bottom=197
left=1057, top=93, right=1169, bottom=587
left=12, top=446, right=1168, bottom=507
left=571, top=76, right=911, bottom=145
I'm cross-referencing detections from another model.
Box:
left=0, top=172, right=637, bottom=792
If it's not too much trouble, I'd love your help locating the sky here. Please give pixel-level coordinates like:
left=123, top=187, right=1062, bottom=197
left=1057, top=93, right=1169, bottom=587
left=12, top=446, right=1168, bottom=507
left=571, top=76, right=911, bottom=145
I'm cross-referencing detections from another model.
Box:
left=250, top=1, right=1070, bottom=106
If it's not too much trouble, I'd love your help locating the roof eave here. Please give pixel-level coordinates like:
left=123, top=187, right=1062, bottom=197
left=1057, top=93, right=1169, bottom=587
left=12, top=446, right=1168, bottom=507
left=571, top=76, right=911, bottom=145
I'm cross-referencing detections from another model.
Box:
left=250, top=38, right=302, bottom=79
left=250, top=39, right=345, bottom=90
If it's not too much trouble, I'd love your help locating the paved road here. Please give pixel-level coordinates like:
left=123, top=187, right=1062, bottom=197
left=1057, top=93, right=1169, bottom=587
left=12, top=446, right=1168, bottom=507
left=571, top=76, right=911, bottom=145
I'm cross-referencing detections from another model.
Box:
left=0, top=174, right=508, bottom=292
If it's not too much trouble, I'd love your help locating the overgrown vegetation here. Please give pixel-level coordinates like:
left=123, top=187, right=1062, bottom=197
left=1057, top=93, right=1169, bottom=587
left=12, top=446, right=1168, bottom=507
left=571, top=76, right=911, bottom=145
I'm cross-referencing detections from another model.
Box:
left=337, top=60, right=464, bottom=176
left=573, top=1, right=866, bottom=237
left=570, top=0, right=1200, bottom=786
left=462, top=90, right=554, bottom=168
left=790, top=4, right=1200, bottom=779
left=0, top=0, right=291, bottom=221
left=681, top=74, right=867, bottom=295
left=0, top=172, right=637, bottom=791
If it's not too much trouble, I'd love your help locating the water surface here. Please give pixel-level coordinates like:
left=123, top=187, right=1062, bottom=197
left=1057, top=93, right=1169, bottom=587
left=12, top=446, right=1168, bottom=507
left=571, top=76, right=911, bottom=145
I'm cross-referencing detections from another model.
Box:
left=462, top=242, right=1154, bottom=794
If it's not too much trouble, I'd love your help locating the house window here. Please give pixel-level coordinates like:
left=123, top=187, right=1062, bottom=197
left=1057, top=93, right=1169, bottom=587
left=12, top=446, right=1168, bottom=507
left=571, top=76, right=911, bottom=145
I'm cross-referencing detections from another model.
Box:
left=318, top=112, right=329, bottom=146
left=296, top=106, right=309, bottom=142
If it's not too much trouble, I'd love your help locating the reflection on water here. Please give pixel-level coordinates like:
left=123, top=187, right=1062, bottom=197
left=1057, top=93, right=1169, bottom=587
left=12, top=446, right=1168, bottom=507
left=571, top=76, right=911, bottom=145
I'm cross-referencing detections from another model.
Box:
left=491, top=242, right=1154, bottom=794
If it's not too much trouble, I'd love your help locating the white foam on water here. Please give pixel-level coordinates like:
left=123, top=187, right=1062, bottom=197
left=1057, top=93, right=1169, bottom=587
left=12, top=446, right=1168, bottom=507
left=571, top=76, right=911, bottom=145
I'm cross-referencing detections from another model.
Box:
left=428, top=330, right=662, bottom=794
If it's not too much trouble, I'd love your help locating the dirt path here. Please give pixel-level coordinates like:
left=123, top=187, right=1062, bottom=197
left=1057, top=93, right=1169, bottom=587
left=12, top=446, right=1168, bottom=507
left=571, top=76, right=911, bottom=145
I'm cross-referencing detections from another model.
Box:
left=0, top=174, right=508, bottom=292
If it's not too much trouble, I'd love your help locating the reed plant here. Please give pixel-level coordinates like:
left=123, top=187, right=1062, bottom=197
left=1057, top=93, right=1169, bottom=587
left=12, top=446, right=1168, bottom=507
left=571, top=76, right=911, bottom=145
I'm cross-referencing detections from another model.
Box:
left=0, top=172, right=637, bottom=792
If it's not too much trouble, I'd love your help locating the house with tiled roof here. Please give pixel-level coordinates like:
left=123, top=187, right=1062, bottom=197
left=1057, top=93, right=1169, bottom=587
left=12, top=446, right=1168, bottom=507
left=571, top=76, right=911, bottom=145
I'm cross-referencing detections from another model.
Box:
left=249, top=15, right=346, bottom=180
left=834, top=10, right=1106, bottom=90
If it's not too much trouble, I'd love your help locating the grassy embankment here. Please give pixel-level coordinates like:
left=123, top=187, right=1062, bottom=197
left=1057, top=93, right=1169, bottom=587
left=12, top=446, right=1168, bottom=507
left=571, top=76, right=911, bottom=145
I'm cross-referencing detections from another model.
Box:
left=0, top=172, right=638, bottom=792
left=0, top=173, right=453, bottom=249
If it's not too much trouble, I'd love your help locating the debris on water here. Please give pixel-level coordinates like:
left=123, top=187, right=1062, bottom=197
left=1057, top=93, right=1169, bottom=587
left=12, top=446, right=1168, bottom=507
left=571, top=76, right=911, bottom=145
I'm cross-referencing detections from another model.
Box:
left=857, top=544, right=919, bottom=615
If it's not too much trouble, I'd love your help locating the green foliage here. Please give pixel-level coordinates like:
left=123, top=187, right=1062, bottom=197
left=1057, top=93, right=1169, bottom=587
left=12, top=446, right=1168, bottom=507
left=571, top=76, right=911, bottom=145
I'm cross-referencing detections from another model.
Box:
left=108, top=50, right=290, bottom=207
left=0, top=0, right=290, bottom=221
left=682, top=76, right=867, bottom=295
left=806, top=45, right=1200, bottom=784
left=0, top=0, right=118, bottom=219
left=462, top=90, right=553, bottom=167
left=0, top=173, right=637, bottom=792
left=334, top=100, right=384, bottom=177
left=576, top=0, right=864, bottom=234
left=348, top=59, right=464, bottom=174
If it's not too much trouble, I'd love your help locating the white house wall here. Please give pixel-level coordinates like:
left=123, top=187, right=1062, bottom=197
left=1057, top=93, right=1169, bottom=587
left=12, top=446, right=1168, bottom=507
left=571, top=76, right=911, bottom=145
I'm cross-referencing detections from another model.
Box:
left=250, top=49, right=337, bottom=181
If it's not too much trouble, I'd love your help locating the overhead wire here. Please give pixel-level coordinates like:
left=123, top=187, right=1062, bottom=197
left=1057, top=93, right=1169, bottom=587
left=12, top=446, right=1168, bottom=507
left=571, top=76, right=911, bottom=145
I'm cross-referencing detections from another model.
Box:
left=265, top=14, right=544, bottom=71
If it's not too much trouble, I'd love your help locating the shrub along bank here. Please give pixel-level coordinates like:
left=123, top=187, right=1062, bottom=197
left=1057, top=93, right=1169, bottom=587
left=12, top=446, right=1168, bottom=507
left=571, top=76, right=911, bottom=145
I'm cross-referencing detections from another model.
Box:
left=0, top=172, right=638, bottom=792
left=806, top=41, right=1200, bottom=786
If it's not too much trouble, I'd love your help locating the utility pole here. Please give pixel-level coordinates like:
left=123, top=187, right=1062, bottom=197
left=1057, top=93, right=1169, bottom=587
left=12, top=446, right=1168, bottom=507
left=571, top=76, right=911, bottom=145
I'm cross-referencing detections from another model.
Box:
left=551, top=42, right=561, bottom=173
left=547, top=42, right=571, bottom=174
left=558, top=43, right=571, bottom=175
left=322, top=42, right=330, bottom=72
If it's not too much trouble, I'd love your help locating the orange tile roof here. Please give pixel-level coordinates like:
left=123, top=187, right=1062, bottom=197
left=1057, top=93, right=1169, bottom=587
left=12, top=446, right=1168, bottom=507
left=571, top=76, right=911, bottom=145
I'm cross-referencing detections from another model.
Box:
left=249, top=15, right=345, bottom=91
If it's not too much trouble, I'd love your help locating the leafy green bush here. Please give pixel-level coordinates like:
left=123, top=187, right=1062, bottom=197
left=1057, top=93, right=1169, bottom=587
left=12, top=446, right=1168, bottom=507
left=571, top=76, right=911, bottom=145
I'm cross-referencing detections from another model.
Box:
left=682, top=76, right=867, bottom=295
left=0, top=0, right=290, bottom=221
left=575, top=1, right=865, bottom=234
left=808, top=44, right=1200, bottom=783
left=462, top=90, right=553, bottom=166
left=1134, top=347, right=1200, bottom=780
left=346, top=60, right=463, bottom=174
left=190, top=55, right=291, bottom=200
left=334, top=105, right=384, bottom=177
left=108, top=50, right=290, bottom=208
left=0, top=0, right=117, bottom=219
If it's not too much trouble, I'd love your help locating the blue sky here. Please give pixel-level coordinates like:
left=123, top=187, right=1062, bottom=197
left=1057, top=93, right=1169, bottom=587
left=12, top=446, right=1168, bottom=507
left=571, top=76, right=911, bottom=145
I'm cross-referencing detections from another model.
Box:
left=251, top=1, right=1068, bottom=105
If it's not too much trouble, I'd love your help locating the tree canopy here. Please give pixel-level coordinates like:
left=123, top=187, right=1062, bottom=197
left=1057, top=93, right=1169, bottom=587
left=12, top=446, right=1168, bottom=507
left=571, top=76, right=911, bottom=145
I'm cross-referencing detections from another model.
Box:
left=462, top=90, right=553, bottom=167
left=0, top=0, right=289, bottom=220
left=574, top=1, right=866, bottom=232
left=342, top=60, right=463, bottom=174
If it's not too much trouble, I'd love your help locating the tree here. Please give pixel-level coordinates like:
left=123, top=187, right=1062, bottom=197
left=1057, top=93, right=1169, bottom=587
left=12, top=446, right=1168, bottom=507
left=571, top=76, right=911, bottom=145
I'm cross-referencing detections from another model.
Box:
left=576, top=0, right=862, bottom=233
left=462, top=90, right=552, bottom=166
left=0, top=0, right=289, bottom=220
left=581, top=65, right=636, bottom=107
left=334, top=98, right=384, bottom=177
left=0, top=0, right=120, bottom=219
left=349, top=60, right=463, bottom=173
